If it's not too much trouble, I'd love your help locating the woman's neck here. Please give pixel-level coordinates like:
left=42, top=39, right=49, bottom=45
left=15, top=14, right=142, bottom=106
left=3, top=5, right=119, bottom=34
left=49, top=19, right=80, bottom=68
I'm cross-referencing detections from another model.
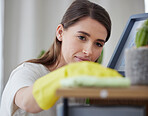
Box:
left=47, top=55, right=66, bottom=71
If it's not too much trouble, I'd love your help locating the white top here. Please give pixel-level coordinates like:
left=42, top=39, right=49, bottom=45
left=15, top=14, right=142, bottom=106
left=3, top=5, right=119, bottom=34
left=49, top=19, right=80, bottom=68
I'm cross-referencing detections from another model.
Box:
left=0, top=62, right=60, bottom=116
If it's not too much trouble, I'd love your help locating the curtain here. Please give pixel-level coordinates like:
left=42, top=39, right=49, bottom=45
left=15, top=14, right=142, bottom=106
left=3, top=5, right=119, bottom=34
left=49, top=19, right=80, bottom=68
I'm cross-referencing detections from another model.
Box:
left=3, top=0, right=73, bottom=87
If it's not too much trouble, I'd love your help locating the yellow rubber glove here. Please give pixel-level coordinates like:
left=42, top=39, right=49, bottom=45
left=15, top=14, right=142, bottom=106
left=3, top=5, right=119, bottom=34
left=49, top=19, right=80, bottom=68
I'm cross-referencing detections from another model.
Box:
left=33, top=61, right=122, bottom=110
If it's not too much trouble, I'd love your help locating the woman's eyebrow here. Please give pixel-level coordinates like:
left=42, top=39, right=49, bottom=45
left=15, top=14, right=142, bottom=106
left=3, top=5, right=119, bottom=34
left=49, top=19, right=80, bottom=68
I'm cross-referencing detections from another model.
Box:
left=77, top=31, right=90, bottom=37
left=77, top=31, right=105, bottom=43
left=96, top=39, right=105, bottom=43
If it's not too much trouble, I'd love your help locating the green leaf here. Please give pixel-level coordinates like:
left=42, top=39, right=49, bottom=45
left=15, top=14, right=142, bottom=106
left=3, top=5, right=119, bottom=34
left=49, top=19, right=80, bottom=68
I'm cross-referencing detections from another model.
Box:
left=98, top=49, right=104, bottom=64
left=135, top=19, right=148, bottom=48
left=37, top=50, right=46, bottom=58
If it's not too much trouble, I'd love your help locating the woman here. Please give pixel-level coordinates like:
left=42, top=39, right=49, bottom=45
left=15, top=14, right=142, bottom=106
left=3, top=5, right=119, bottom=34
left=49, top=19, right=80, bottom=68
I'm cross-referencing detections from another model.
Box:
left=0, top=0, right=111, bottom=115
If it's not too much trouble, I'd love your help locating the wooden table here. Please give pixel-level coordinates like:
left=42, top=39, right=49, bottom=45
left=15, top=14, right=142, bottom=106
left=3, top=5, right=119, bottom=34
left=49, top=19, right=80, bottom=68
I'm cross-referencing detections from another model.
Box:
left=56, top=85, right=148, bottom=116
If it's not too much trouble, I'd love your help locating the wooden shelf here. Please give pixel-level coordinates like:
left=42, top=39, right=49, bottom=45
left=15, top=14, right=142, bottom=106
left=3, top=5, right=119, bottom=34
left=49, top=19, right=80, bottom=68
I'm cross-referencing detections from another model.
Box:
left=56, top=85, right=148, bottom=100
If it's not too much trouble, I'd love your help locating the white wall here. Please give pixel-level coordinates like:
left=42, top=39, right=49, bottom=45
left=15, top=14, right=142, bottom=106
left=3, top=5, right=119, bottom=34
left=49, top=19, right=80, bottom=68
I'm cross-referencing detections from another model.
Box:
left=0, top=0, right=4, bottom=101
left=3, top=0, right=145, bottom=87
left=95, top=0, right=145, bottom=66
left=145, top=0, right=148, bottom=12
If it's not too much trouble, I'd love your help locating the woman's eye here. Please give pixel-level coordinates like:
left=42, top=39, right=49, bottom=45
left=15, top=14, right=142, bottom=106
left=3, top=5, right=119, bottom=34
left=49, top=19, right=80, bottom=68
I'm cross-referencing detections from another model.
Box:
left=78, top=36, right=86, bottom=41
left=96, top=42, right=103, bottom=47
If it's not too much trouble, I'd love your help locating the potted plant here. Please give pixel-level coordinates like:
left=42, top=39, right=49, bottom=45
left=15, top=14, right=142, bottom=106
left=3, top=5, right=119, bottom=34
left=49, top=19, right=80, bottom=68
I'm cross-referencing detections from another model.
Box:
left=125, top=19, right=148, bottom=85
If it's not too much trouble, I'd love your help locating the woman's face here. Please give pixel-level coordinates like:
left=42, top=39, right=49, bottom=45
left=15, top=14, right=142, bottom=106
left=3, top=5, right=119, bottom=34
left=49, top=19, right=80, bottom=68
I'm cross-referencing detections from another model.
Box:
left=57, top=17, right=107, bottom=67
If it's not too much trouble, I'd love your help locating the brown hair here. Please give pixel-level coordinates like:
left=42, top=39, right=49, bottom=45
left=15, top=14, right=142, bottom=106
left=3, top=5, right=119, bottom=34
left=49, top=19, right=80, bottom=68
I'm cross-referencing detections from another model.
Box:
left=27, top=0, right=111, bottom=67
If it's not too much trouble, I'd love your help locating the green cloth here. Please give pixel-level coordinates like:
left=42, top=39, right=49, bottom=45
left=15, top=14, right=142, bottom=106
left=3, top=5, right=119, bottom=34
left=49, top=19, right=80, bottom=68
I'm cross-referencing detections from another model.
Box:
left=61, top=76, right=130, bottom=87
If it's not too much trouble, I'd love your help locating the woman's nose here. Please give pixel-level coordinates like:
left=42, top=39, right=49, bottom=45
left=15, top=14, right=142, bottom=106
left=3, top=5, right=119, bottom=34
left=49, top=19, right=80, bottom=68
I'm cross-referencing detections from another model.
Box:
left=82, top=46, right=93, bottom=56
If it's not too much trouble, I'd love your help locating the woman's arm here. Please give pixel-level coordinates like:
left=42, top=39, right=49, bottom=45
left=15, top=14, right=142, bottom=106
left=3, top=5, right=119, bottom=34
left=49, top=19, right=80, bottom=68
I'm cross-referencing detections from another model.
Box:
left=14, top=85, right=42, bottom=113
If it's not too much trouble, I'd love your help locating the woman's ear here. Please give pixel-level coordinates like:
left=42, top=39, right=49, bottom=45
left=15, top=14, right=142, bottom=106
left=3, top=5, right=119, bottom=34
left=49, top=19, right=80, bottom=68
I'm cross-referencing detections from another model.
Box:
left=56, top=24, right=64, bottom=41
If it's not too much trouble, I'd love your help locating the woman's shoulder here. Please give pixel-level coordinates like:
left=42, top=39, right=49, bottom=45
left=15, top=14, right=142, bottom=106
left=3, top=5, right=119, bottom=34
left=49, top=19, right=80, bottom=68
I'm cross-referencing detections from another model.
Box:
left=12, top=62, right=50, bottom=77
left=19, top=62, right=48, bottom=70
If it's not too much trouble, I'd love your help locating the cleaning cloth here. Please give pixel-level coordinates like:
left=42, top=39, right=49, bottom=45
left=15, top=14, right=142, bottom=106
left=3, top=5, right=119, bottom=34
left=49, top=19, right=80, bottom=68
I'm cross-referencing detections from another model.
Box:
left=33, top=61, right=125, bottom=110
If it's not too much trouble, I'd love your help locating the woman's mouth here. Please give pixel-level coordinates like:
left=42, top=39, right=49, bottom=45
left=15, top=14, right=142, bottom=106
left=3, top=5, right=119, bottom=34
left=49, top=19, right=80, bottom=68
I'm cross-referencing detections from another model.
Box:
left=74, top=56, right=90, bottom=62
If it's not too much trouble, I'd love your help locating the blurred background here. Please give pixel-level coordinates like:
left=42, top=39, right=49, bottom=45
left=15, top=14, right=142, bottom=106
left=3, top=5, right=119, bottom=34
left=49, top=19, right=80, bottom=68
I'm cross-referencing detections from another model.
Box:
left=0, top=0, right=147, bottom=101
